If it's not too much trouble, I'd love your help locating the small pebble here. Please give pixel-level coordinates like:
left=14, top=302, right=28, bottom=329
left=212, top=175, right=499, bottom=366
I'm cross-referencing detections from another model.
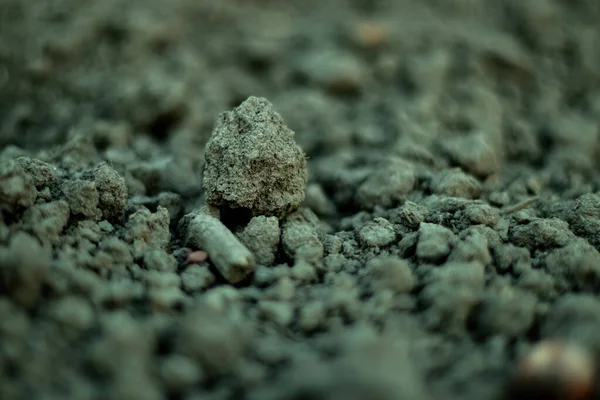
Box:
left=366, top=256, right=415, bottom=293
left=237, top=216, right=281, bottom=266
left=431, top=168, right=481, bottom=199
left=354, top=21, right=388, bottom=48
left=187, top=250, right=208, bottom=265
left=357, top=218, right=396, bottom=248
left=508, top=340, right=595, bottom=400
left=416, top=222, right=457, bottom=263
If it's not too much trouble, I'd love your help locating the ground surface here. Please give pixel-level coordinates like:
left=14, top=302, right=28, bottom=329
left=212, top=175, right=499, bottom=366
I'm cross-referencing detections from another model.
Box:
left=1, top=1, right=600, bottom=399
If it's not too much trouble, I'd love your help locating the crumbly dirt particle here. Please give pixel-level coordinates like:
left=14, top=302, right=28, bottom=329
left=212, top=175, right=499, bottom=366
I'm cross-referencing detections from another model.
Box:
left=474, top=288, right=537, bottom=337
left=365, top=256, right=415, bottom=293
left=440, top=132, right=502, bottom=178
left=431, top=168, right=482, bottom=199
left=356, top=157, right=415, bottom=210
left=49, top=296, right=95, bottom=332
left=85, top=162, right=128, bottom=221
left=62, top=179, right=101, bottom=220
left=304, top=183, right=337, bottom=217
left=237, top=216, right=281, bottom=266
left=545, top=239, right=600, bottom=290
left=282, top=219, right=324, bottom=265
left=448, top=229, right=492, bottom=265
left=416, top=222, right=457, bottom=264
left=493, top=244, right=532, bottom=274
left=299, top=49, right=368, bottom=94
left=0, top=232, right=51, bottom=308
left=143, top=249, right=178, bottom=272
left=22, top=200, right=70, bottom=244
left=0, top=160, right=38, bottom=212
left=510, top=218, right=577, bottom=250
left=123, top=206, right=171, bottom=258
left=357, top=217, right=396, bottom=248
left=160, top=354, right=204, bottom=392
left=388, top=201, right=428, bottom=231
left=181, top=265, right=216, bottom=293
left=15, top=157, right=58, bottom=188
left=542, top=294, right=600, bottom=355
left=203, top=96, right=308, bottom=218
left=259, top=300, right=294, bottom=327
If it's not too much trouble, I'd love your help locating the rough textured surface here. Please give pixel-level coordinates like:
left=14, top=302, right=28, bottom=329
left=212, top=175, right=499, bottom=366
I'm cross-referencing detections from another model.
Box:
left=203, top=97, right=308, bottom=218
left=85, top=162, right=128, bottom=220
left=0, top=232, right=51, bottom=308
left=2, top=1, right=600, bottom=400
left=0, top=160, right=37, bottom=211
left=356, top=157, right=415, bottom=209
left=237, top=216, right=281, bottom=266
left=180, top=210, right=256, bottom=284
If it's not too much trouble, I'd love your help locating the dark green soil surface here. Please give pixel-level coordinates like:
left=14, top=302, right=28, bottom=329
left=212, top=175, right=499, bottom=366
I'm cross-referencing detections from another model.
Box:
left=2, top=1, right=600, bottom=399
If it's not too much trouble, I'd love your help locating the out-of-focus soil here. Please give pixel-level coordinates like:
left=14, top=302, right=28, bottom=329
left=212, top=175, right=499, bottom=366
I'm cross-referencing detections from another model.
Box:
left=1, top=1, right=600, bottom=399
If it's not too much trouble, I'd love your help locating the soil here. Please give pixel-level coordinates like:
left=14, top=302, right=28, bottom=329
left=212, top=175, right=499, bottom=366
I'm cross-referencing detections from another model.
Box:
left=1, top=1, right=600, bottom=399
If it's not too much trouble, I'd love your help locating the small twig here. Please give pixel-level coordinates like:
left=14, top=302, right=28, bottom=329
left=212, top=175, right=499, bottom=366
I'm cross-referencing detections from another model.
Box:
left=182, top=208, right=255, bottom=284
left=499, top=196, right=539, bottom=216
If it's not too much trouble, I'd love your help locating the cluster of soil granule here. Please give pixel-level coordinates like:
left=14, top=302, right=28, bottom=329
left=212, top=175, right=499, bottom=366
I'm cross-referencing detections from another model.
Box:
left=2, top=0, right=600, bottom=399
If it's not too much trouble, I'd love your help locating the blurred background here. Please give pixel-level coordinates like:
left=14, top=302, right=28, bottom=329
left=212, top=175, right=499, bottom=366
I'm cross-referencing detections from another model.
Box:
left=2, top=0, right=599, bottom=163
